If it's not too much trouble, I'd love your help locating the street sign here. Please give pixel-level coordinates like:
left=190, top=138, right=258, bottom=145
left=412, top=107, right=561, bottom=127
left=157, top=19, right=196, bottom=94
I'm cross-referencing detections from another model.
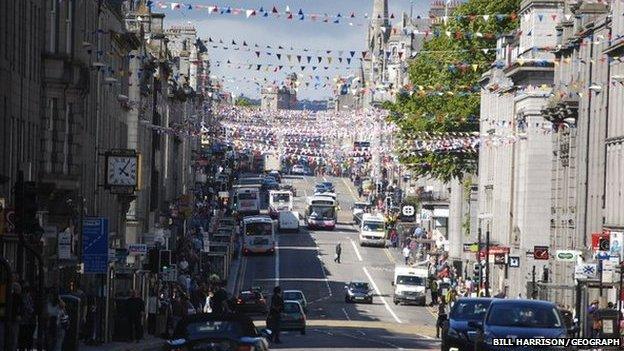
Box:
left=533, top=246, right=549, bottom=260
left=592, top=231, right=610, bottom=251
left=555, top=250, right=578, bottom=262
left=609, top=231, right=623, bottom=258
left=494, top=253, right=507, bottom=265
left=161, top=264, right=177, bottom=282
left=82, top=218, right=109, bottom=274
left=402, top=206, right=414, bottom=216
left=508, top=256, right=520, bottom=268
left=58, top=229, right=72, bottom=260
left=127, top=243, right=147, bottom=255
left=463, top=243, right=478, bottom=253
left=575, top=263, right=598, bottom=280
left=596, top=251, right=610, bottom=260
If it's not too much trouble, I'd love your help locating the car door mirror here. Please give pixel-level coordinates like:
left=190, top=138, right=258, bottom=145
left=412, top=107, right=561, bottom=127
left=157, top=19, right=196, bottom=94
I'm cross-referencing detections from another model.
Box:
left=260, top=328, right=272, bottom=338
left=467, top=321, right=483, bottom=331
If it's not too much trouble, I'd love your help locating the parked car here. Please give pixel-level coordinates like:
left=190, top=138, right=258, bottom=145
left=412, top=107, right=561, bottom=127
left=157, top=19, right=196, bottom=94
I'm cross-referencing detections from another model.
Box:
left=281, top=300, right=306, bottom=335
left=344, top=282, right=373, bottom=304
left=440, top=298, right=493, bottom=351
left=233, top=290, right=268, bottom=315
left=166, top=313, right=271, bottom=351
left=291, top=164, right=305, bottom=175
left=283, top=290, right=308, bottom=313
left=470, top=299, right=570, bottom=351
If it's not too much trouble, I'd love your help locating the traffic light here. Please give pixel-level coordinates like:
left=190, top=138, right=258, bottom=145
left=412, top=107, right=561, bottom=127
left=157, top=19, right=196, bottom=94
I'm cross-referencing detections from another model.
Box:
left=147, top=248, right=159, bottom=273
left=14, top=180, right=41, bottom=235
left=159, top=250, right=171, bottom=272
left=473, top=263, right=480, bottom=279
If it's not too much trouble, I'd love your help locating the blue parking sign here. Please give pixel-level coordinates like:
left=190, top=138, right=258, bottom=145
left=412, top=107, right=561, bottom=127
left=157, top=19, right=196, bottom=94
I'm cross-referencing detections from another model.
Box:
left=82, top=217, right=109, bottom=274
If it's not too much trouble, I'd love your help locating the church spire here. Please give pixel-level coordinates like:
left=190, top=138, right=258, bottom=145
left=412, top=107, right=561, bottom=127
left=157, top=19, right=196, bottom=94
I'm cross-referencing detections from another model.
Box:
left=372, top=0, right=389, bottom=31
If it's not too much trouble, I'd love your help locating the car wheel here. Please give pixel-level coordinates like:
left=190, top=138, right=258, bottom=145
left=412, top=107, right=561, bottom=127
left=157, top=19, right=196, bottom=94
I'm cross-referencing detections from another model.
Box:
left=368, top=298, right=373, bottom=304
left=300, top=328, right=306, bottom=335
left=393, top=299, right=399, bottom=305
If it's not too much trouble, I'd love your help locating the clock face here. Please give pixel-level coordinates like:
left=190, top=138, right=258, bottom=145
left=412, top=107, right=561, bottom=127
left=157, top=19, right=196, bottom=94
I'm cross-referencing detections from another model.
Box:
left=107, top=156, right=138, bottom=187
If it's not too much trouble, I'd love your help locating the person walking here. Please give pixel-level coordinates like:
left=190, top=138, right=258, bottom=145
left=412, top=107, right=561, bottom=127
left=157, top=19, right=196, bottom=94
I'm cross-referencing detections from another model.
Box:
left=334, top=243, right=342, bottom=263
left=45, top=293, right=68, bottom=351
left=430, top=279, right=439, bottom=306
left=210, top=282, right=230, bottom=315
left=18, top=286, right=36, bottom=351
left=268, top=286, right=284, bottom=344
left=402, top=245, right=411, bottom=265
left=436, top=296, right=449, bottom=338
left=127, top=290, right=145, bottom=342
left=7, top=280, right=23, bottom=351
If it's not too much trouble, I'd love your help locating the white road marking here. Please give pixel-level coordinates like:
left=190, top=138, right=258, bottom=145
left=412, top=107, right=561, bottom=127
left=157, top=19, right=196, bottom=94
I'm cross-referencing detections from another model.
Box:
left=276, top=246, right=320, bottom=250
left=342, top=308, right=351, bottom=321
left=342, top=177, right=356, bottom=198
left=254, top=278, right=331, bottom=282
left=275, top=241, right=280, bottom=288
left=363, top=266, right=402, bottom=324
left=349, top=238, right=363, bottom=262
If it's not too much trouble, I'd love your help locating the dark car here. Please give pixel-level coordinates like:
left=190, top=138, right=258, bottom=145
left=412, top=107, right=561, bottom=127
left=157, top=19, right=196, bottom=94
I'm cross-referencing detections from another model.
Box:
left=314, top=183, right=329, bottom=193
left=344, top=282, right=374, bottom=304
left=279, top=184, right=297, bottom=197
left=321, top=181, right=335, bottom=192
left=233, top=290, right=268, bottom=315
left=441, top=298, right=493, bottom=351
left=262, top=178, right=280, bottom=191
left=165, top=313, right=270, bottom=351
left=268, top=170, right=282, bottom=183
left=471, top=299, right=570, bottom=351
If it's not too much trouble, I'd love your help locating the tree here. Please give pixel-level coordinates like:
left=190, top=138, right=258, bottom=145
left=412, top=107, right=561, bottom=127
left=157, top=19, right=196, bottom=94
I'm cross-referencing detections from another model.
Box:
left=234, top=96, right=254, bottom=107
left=387, top=0, right=519, bottom=182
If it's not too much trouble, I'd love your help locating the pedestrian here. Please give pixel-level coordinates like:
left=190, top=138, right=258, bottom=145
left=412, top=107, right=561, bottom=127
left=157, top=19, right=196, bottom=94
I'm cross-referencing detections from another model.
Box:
left=430, top=278, right=439, bottom=306
left=148, top=292, right=159, bottom=335
left=18, top=286, right=36, bottom=351
left=335, top=243, right=342, bottom=263
left=127, top=290, right=145, bottom=342
left=402, top=245, right=411, bottom=265
left=268, top=286, right=284, bottom=344
left=7, top=280, right=23, bottom=351
left=390, top=228, right=398, bottom=248
left=45, top=293, right=68, bottom=351
left=210, top=281, right=230, bottom=315
left=436, top=296, right=448, bottom=338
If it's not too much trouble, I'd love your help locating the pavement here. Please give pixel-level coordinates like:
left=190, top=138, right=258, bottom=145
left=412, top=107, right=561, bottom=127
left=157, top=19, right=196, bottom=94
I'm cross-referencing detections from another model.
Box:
left=233, top=174, right=440, bottom=350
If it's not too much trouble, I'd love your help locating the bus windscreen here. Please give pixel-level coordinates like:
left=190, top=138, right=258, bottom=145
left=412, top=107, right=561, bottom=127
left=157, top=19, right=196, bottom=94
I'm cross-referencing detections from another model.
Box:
left=245, top=222, right=273, bottom=236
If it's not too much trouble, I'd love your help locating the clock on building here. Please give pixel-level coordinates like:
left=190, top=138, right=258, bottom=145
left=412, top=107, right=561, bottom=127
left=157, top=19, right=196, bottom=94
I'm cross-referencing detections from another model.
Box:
left=105, top=150, right=140, bottom=193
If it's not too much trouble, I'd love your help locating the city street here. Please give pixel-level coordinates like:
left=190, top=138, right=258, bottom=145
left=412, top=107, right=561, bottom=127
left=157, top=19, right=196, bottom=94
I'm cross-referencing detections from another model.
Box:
left=234, top=175, right=439, bottom=350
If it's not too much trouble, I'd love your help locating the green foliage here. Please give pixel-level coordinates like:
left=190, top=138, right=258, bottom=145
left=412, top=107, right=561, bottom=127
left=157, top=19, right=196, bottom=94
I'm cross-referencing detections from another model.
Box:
left=387, top=0, right=520, bottom=182
left=234, top=96, right=255, bottom=107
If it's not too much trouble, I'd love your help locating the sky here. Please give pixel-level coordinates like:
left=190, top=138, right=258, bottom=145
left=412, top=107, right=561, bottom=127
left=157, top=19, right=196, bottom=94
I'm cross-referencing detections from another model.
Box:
left=162, top=0, right=431, bottom=100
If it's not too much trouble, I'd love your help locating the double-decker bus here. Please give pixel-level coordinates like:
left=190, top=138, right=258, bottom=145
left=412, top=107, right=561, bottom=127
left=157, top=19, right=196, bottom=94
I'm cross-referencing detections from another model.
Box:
left=235, top=187, right=260, bottom=215
left=306, top=196, right=337, bottom=230
left=242, top=215, right=276, bottom=255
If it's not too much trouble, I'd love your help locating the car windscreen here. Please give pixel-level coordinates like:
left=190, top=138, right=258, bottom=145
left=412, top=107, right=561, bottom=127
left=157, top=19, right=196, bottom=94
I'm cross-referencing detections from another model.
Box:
left=354, top=204, right=369, bottom=209
left=396, top=275, right=425, bottom=286
left=362, top=221, right=385, bottom=232
left=271, top=193, right=291, bottom=202
left=237, top=192, right=257, bottom=200
left=283, top=302, right=301, bottom=314
left=349, top=283, right=369, bottom=292
left=309, top=206, right=335, bottom=219
left=450, top=300, right=492, bottom=321
left=487, top=304, right=562, bottom=328
left=245, top=222, right=273, bottom=236
left=283, top=292, right=303, bottom=300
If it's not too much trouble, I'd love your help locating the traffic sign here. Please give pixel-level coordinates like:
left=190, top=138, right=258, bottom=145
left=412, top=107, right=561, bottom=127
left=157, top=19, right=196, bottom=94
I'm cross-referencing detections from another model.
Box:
left=58, top=229, right=72, bottom=260
left=555, top=250, right=578, bottom=262
left=533, top=246, right=549, bottom=260
left=575, top=263, right=598, bottom=280
left=508, top=256, right=520, bottom=268
left=494, top=253, right=507, bottom=265
left=82, top=218, right=109, bottom=274
left=127, top=243, right=147, bottom=255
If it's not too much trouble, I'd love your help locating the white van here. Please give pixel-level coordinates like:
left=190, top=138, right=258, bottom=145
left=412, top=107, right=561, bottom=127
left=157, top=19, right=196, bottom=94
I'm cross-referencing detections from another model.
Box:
left=358, top=213, right=387, bottom=247
left=392, top=266, right=428, bottom=306
left=278, top=211, right=300, bottom=232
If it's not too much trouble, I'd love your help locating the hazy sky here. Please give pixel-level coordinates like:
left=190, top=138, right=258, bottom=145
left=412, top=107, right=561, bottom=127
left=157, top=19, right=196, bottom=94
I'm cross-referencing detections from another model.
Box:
left=163, top=0, right=431, bottom=100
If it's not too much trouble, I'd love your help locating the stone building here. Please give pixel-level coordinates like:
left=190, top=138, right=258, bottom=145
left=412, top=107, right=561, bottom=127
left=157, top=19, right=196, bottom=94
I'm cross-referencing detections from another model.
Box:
left=260, top=73, right=298, bottom=110
left=478, top=0, right=562, bottom=298
left=544, top=1, right=613, bottom=307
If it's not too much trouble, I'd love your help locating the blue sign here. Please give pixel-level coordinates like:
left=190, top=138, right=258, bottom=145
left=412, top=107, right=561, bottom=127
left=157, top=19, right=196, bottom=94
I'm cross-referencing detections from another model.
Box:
left=82, top=218, right=109, bottom=274
left=596, top=251, right=611, bottom=261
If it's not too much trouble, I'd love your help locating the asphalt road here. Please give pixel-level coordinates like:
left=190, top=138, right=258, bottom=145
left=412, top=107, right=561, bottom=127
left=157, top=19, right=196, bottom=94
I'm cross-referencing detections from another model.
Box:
left=236, top=175, right=440, bottom=351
